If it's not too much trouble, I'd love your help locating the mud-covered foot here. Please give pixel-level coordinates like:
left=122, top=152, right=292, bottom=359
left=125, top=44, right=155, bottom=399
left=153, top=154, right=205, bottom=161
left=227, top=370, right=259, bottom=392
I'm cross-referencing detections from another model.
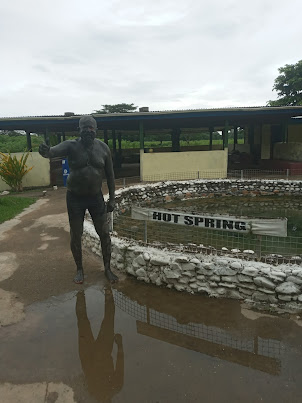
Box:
left=105, top=269, right=118, bottom=283
left=74, top=270, right=84, bottom=284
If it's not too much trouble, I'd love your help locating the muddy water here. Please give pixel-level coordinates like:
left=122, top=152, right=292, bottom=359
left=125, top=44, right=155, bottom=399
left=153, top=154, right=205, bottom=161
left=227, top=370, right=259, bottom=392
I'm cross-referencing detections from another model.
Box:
left=1, top=278, right=302, bottom=402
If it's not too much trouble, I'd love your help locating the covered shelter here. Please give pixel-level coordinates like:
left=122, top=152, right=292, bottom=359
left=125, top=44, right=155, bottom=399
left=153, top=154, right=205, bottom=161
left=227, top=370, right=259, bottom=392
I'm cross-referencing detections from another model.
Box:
left=1, top=106, right=302, bottom=181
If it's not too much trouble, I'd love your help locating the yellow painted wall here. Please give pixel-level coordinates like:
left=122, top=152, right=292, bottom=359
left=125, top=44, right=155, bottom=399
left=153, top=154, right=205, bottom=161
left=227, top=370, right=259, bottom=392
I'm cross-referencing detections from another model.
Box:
left=288, top=124, right=302, bottom=142
left=0, top=152, right=50, bottom=191
left=261, top=124, right=271, bottom=159
left=140, top=149, right=228, bottom=181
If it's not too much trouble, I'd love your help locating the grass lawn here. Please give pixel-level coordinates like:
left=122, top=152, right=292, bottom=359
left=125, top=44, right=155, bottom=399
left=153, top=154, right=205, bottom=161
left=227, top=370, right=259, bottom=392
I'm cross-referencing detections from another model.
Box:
left=0, top=196, right=36, bottom=224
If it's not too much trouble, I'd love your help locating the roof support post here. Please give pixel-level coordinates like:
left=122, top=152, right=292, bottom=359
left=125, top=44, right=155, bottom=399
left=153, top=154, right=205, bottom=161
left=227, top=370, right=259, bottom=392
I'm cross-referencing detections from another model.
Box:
left=282, top=121, right=288, bottom=143
left=118, top=132, right=122, bottom=150
left=26, top=130, right=32, bottom=152
left=233, top=126, right=238, bottom=151
left=249, top=124, right=254, bottom=155
left=62, top=131, right=66, bottom=141
left=112, top=129, right=117, bottom=167
left=209, top=127, right=213, bottom=150
left=177, top=128, right=181, bottom=151
left=112, top=129, right=116, bottom=154
left=44, top=128, right=50, bottom=146
left=244, top=126, right=248, bottom=144
left=172, top=128, right=180, bottom=152
left=117, top=132, right=122, bottom=169
left=56, top=132, right=62, bottom=143
left=171, top=129, right=175, bottom=151
left=223, top=120, right=229, bottom=149
left=139, top=121, right=144, bottom=150
left=104, top=129, right=108, bottom=145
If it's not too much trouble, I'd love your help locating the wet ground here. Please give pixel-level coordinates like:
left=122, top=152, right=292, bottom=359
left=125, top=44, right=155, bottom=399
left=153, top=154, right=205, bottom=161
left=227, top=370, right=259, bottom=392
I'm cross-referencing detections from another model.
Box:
left=1, top=188, right=302, bottom=402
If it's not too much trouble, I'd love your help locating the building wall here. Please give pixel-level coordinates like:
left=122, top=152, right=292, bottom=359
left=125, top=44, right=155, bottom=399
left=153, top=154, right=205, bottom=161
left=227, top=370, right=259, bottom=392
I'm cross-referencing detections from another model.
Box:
left=0, top=152, right=50, bottom=191
left=230, top=144, right=250, bottom=153
left=140, top=149, right=228, bottom=181
left=261, top=124, right=271, bottom=160
left=288, top=124, right=302, bottom=142
left=274, top=142, right=302, bottom=162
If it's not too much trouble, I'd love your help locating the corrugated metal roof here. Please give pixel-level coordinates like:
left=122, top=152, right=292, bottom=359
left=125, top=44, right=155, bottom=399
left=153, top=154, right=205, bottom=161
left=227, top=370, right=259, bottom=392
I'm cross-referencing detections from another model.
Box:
left=1, top=105, right=301, bottom=120
left=1, top=105, right=302, bottom=132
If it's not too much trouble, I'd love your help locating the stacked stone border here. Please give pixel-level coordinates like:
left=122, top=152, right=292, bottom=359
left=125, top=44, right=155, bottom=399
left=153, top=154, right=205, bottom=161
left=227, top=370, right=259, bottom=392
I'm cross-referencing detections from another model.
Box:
left=83, top=179, right=302, bottom=312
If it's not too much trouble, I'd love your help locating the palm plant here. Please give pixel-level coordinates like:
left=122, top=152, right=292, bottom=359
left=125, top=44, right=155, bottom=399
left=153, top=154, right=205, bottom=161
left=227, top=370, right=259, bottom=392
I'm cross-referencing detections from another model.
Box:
left=0, top=151, right=33, bottom=192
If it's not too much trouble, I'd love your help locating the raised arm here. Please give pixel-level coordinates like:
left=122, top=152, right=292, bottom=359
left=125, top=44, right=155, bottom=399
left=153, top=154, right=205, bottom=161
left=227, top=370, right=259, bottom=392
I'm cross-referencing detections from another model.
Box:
left=39, top=140, right=73, bottom=159
left=104, top=145, right=115, bottom=212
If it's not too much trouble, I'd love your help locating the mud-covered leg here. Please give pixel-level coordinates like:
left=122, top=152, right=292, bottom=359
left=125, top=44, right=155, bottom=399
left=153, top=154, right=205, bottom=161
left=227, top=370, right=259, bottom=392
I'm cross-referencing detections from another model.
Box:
left=67, top=191, right=85, bottom=284
left=70, top=226, right=84, bottom=284
left=92, top=214, right=118, bottom=283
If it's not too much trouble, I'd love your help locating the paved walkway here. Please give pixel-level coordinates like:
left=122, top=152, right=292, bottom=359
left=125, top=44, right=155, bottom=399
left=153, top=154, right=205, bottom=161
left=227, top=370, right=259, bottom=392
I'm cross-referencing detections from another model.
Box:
left=0, top=187, right=114, bottom=308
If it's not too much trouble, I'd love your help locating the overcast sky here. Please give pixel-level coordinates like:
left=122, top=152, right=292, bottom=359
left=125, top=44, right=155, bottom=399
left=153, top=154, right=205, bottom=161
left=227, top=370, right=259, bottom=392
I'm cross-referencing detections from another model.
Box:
left=1, top=0, right=301, bottom=117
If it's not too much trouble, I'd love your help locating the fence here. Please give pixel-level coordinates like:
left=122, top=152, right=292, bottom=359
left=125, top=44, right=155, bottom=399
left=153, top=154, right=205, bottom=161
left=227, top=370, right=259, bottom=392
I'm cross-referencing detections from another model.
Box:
left=141, top=169, right=302, bottom=182
left=142, top=171, right=227, bottom=181
left=228, top=169, right=302, bottom=180
left=108, top=169, right=302, bottom=262
left=110, top=169, right=302, bottom=184
left=113, top=214, right=302, bottom=262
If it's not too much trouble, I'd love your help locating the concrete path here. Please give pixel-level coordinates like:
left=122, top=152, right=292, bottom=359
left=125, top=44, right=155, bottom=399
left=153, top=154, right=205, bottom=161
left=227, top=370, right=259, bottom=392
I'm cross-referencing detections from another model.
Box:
left=0, top=187, right=127, bottom=402
left=0, top=187, right=112, bottom=311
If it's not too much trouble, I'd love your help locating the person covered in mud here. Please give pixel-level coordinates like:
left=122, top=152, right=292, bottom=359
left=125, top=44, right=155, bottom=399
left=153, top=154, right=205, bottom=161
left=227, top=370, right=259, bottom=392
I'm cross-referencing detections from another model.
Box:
left=76, top=288, right=124, bottom=401
left=39, top=115, right=118, bottom=284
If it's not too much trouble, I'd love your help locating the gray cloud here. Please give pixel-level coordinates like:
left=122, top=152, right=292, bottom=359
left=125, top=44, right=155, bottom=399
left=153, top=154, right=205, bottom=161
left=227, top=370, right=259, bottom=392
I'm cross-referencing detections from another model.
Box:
left=33, top=64, right=49, bottom=73
left=0, top=0, right=302, bottom=117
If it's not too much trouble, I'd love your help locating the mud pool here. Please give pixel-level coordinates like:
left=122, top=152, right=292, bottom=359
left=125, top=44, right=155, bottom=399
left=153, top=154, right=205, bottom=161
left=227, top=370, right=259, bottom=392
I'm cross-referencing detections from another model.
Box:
left=1, top=278, right=302, bottom=402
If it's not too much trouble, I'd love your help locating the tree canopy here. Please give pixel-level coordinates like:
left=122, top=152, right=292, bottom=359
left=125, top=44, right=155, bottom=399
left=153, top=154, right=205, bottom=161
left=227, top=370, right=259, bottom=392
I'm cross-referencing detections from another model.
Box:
left=267, top=60, right=302, bottom=106
left=94, top=103, right=137, bottom=114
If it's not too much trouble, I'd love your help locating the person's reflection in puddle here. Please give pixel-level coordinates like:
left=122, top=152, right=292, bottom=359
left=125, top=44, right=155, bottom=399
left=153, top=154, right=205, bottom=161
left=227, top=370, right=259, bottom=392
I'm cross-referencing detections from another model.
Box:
left=76, top=288, right=124, bottom=402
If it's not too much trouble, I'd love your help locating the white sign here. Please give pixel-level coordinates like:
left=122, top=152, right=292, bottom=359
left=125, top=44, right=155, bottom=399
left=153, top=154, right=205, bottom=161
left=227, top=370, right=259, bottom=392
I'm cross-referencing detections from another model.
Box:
left=131, top=207, right=287, bottom=237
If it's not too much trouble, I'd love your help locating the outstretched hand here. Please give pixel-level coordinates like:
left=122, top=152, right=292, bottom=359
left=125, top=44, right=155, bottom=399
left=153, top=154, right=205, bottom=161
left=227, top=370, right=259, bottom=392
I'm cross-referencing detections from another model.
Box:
left=39, top=143, right=50, bottom=158
left=106, top=199, right=115, bottom=213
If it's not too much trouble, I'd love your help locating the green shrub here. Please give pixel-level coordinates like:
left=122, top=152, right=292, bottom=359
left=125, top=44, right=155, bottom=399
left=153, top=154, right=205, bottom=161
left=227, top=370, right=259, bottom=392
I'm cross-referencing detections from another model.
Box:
left=0, top=151, right=33, bottom=192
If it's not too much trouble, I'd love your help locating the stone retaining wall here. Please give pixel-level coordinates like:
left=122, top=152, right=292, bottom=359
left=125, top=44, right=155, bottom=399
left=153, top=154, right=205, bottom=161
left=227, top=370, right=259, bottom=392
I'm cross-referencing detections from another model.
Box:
left=83, top=179, right=302, bottom=312
left=113, top=179, right=302, bottom=217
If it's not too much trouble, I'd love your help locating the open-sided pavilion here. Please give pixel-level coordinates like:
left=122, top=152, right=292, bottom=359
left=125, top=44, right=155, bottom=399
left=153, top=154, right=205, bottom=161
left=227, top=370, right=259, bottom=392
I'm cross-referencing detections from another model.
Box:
left=1, top=106, right=302, bottom=180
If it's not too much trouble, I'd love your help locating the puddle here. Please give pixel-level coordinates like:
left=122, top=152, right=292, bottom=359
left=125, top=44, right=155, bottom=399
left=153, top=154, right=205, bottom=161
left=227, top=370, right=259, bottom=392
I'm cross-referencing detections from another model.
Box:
left=1, top=278, right=302, bottom=402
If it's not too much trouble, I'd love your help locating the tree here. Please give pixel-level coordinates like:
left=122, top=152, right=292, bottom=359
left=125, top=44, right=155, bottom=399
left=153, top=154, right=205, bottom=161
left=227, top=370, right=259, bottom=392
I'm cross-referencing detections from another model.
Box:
left=94, top=103, right=137, bottom=114
left=267, top=60, right=302, bottom=106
